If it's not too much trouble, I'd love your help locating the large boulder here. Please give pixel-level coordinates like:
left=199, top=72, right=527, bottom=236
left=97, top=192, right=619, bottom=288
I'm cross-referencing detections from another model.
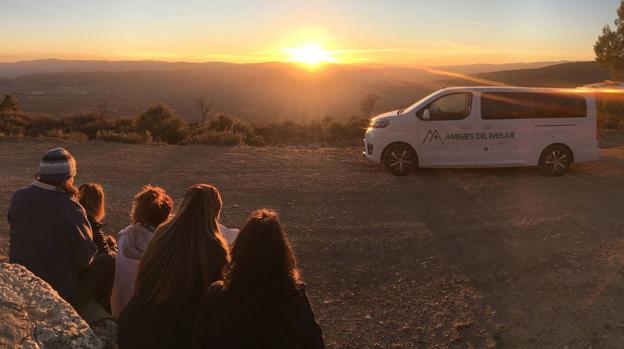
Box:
left=0, top=263, right=106, bottom=348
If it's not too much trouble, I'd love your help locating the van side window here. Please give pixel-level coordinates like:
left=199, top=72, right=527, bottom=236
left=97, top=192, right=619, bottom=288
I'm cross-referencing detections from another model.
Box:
left=533, top=93, right=587, bottom=118
left=481, top=92, right=533, bottom=119
left=419, top=93, right=472, bottom=121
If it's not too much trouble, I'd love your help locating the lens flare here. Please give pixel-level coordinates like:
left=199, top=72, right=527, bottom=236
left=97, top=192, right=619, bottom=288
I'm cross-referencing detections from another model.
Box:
left=284, top=43, right=337, bottom=66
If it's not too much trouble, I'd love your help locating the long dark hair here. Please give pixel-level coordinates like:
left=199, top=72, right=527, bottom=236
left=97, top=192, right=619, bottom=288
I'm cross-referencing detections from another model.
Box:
left=224, top=209, right=300, bottom=298
left=136, top=184, right=229, bottom=307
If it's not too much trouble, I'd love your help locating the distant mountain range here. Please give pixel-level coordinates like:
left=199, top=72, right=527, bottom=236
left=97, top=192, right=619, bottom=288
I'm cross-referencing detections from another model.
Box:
left=0, top=59, right=611, bottom=122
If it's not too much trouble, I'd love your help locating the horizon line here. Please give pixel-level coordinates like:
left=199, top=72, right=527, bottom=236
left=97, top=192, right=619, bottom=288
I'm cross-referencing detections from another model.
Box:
left=0, top=57, right=584, bottom=68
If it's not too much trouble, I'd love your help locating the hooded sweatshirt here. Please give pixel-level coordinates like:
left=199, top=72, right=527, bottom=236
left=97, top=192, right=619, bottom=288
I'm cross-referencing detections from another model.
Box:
left=111, top=223, right=154, bottom=318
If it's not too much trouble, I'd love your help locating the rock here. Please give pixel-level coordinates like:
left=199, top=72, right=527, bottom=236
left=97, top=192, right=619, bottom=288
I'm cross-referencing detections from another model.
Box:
left=0, top=263, right=105, bottom=348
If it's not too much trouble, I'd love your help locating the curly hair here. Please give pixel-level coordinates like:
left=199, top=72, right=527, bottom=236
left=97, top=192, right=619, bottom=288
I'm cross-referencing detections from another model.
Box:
left=130, top=185, right=173, bottom=229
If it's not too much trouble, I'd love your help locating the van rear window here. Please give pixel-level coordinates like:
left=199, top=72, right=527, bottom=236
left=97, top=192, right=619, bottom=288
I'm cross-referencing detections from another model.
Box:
left=533, top=93, right=587, bottom=118
left=481, top=93, right=533, bottom=119
left=481, top=92, right=587, bottom=119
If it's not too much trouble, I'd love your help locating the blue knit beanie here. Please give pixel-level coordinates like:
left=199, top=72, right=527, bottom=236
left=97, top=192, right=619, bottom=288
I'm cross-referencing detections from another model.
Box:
left=37, top=148, right=77, bottom=184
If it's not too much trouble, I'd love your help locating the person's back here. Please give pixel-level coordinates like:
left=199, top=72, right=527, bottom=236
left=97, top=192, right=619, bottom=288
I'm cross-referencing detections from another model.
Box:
left=193, top=209, right=324, bottom=349
left=111, top=223, right=155, bottom=317
left=8, top=148, right=96, bottom=299
left=194, top=281, right=323, bottom=349
left=117, top=184, right=229, bottom=349
left=111, top=185, right=173, bottom=318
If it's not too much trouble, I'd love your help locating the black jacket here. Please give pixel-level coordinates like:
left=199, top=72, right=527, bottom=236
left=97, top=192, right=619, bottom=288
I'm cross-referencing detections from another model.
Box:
left=118, top=254, right=226, bottom=349
left=8, top=183, right=97, bottom=299
left=193, top=282, right=324, bottom=349
left=117, top=274, right=197, bottom=349
left=86, top=215, right=116, bottom=256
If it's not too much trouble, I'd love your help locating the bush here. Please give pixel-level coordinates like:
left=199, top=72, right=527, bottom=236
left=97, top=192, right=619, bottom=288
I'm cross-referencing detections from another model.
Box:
left=184, top=130, right=243, bottom=146
left=96, top=130, right=153, bottom=144
left=597, top=94, right=624, bottom=130
left=135, top=104, right=188, bottom=144
left=40, top=129, right=89, bottom=142
left=0, top=112, right=30, bottom=136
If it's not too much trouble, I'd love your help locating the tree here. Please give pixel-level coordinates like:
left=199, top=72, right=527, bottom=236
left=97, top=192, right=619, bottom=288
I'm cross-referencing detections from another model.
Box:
left=360, top=94, right=379, bottom=118
left=0, top=94, right=20, bottom=113
left=595, top=0, right=624, bottom=80
left=196, top=96, right=213, bottom=128
left=135, top=103, right=188, bottom=144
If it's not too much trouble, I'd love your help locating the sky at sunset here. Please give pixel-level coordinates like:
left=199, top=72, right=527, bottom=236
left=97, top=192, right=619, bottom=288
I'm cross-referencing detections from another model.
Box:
left=1, top=0, right=620, bottom=65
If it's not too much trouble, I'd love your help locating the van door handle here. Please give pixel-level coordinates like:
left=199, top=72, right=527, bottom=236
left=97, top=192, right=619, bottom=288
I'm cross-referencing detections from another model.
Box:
left=461, top=125, right=472, bottom=130
left=482, top=125, right=492, bottom=130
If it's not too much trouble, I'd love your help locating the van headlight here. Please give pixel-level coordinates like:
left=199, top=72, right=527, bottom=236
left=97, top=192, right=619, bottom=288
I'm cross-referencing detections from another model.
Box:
left=370, top=119, right=390, bottom=129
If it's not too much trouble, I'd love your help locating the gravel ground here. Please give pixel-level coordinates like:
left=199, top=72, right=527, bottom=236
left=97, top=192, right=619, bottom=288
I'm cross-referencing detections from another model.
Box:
left=1, top=138, right=624, bottom=348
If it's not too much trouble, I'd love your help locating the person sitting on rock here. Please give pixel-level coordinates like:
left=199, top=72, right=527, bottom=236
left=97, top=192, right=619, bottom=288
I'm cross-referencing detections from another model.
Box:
left=111, top=185, right=173, bottom=318
left=193, top=208, right=325, bottom=349
left=77, top=183, right=117, bottom=314
left=117, top=184, right=230, bottom=349
left=8, top=148, right=97, bottom=300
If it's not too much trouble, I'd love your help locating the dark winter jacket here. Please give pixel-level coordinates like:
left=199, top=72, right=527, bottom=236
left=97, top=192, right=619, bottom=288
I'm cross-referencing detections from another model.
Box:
left=8, top=181, right=97, bottom=299
left=192, top=282, right=324, bottom=349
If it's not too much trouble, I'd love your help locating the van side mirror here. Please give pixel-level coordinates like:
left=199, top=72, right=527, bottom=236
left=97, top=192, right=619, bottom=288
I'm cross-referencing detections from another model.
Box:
left=422, top=109, right=431, bottom=120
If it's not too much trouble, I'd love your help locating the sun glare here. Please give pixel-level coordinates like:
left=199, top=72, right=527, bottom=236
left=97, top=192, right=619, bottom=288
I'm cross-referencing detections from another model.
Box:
left=284, top=43, right=337, bottom=67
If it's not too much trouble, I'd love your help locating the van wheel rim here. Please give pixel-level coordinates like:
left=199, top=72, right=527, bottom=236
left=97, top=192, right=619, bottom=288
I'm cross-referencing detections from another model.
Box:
left=545, top=151, right=567, bottom=172
left=389, top=150, right=413, bottom=173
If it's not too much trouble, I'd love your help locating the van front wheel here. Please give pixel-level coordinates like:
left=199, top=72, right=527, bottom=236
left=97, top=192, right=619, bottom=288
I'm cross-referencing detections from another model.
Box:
left=384, top=144, right=417, bottom=176
left=539, top=145, right=572, bottom=176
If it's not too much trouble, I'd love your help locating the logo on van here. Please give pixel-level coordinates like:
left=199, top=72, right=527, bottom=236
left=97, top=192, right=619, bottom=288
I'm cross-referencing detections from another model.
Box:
left=423, top=129, right=444, bottom=144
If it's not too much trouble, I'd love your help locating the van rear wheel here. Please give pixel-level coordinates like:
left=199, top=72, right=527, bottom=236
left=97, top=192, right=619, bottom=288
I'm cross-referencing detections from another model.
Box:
left=384, top=144, right=417, bottom=176
left=539, top=145, right=572, bottom=176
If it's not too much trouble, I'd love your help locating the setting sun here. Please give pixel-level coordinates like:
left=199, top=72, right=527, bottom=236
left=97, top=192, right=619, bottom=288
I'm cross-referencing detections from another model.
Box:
left=284, top=43, right=337, bottom=66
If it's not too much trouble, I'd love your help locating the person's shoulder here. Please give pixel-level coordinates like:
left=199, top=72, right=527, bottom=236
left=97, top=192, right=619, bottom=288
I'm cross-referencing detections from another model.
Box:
left=61, top=195, right=86, bottom=212
left=295, top=282, right=308, bottom=295
left=11, top=186, right=38, bottom=199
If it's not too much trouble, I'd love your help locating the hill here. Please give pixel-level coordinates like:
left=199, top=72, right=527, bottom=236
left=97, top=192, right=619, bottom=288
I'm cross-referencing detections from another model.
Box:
left=0, top=60, right=611, bottom=122
left=477, top=61, right=610, bottom=87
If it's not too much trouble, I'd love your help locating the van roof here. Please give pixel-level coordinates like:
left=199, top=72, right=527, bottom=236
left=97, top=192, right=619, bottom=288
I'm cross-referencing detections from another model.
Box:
left=440, top=86, right=589, bottom=94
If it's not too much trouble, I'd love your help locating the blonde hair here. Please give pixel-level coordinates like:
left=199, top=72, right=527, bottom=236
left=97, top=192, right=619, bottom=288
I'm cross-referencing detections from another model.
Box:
left=136, top=184, right=229, bottom=307
left=78, top=183, right=105, bottom=221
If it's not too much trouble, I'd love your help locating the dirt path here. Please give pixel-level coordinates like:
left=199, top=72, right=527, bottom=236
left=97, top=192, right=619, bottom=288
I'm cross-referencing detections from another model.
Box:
left=1, top=138, right=624, bottom=348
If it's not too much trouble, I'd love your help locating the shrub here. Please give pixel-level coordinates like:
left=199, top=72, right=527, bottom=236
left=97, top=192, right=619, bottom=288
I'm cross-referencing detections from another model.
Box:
left=208, top=114, right=235, bottom=132
left=135, top=103, right=188, bottom=144
left=184, top=130, right=243, bottom=146
left=96, top=130, right=153, bottom=144
left=0, top=112, right=30, bottom=136
left=597, top=94, right=624, bottom=131
left=40, top=129, right=89, bottom=142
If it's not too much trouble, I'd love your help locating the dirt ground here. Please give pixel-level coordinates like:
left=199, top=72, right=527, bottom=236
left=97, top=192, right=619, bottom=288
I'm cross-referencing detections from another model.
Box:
left=2, top=138, right=624, bottom=348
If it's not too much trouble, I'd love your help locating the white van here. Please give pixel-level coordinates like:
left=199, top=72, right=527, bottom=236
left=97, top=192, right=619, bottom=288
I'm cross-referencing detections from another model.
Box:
left=364, top=87, right=600, bottom=176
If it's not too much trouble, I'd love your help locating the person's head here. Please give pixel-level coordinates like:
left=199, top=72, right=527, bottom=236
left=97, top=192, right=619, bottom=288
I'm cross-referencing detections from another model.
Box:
left=36, top=148, right=78, bottom=196
left=136, top=184, right=229, bottom=307
left=225, top=209, right=300, bottom=297
left=130, top=185, right=173, bottom=230
left=78, top=183, right=105, bottom=221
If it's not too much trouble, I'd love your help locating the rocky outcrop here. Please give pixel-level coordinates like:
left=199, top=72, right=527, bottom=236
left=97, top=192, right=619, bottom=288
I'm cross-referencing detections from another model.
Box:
left=0, top=263, right=105, bottom=348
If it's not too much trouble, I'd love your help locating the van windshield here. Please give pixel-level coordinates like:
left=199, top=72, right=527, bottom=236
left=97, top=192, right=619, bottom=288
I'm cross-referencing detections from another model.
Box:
left=403, top=90, right=442, bottom=114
